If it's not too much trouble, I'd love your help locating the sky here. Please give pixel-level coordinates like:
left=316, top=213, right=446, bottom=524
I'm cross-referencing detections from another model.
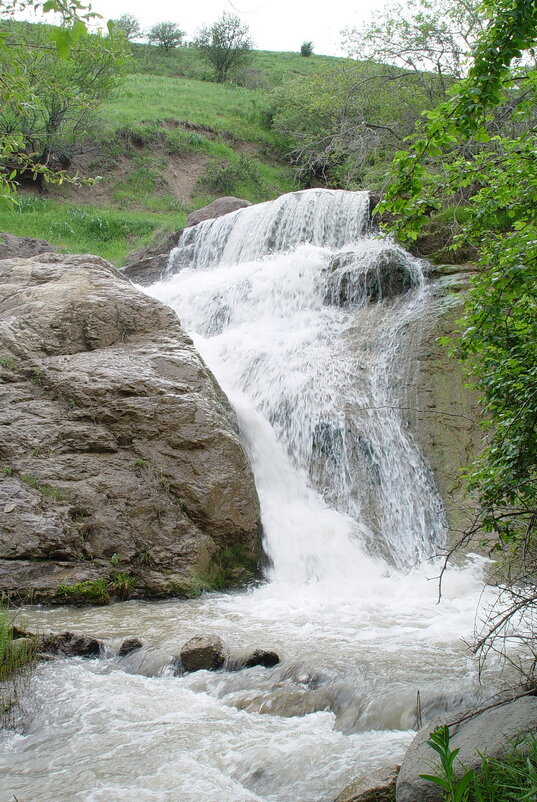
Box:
left=88, top=0, right=388, bottom=57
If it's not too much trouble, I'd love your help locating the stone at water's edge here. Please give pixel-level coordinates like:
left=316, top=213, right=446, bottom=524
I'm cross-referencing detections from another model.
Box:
left=334, top=767, right=397, bottom=802
left=0, top=253, right=262, bottom=603
left=180, top=635, right=226, bottom=672
left=396, top=696, right=537, bottom=802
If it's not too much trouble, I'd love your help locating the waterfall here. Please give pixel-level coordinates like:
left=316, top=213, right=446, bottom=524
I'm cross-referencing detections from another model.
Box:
left=151, top=188, right=447, bottom=576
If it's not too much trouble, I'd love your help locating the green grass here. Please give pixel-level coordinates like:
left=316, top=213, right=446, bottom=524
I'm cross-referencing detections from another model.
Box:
left=0, top=197, right=187, bottom=262
left=54, top=579, right=111, bottom=605
left=101, top=73, right=276, bottom=145
left=0, top=610, right=34, bottom=681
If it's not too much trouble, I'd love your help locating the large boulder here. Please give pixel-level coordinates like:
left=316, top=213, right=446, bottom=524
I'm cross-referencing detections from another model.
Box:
left=186, top=196, right=251, bottom=228
left=396, top=697, right=537, bottom=802
left=0, top=253, right=262, bottom=602
left=324, top=248, right=416, bottom=307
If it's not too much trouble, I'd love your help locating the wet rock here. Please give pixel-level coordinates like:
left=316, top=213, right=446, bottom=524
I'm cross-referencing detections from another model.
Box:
left=334, top=767, right=398, bottom=802
left=122, top=230, right=182, bottom=286
left=396, top=696, right=537, bottom=802
left=0, top=253, right=262, bottom=603
left=39, top=631, right=102, bottom=657
left=0, top=232, right=56, bottom=261
left=324, top=248, right=415, bottom=307
left=243, top=649, right=280, bottom=668
left=180, top=635, right=226, bottom=672
left=118, top=637, right=144, bottom=657
left=187, top=196, right=251, bottom=228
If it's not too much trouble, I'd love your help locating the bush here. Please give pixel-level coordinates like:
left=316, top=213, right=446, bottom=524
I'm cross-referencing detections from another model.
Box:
left=198, top=155, right=262, bottom=194
left=300, top=41, right=314, bottom=57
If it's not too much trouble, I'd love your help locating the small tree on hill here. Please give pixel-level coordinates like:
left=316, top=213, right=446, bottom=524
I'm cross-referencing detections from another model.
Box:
left=300, top=41, right=313, bottom=56
left=113, top=13, right=141, bottom=41
left=194, top=13, right=254, bottom=83
left=148, top=22, right=184, bottom=51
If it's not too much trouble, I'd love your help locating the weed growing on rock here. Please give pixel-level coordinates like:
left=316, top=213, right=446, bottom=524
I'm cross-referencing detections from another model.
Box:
left=54, top=579, right=111, bottom=605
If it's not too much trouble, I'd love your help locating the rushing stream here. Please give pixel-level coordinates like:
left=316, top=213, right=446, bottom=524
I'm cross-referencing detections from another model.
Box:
left=1, top=190, right=499, bottom=802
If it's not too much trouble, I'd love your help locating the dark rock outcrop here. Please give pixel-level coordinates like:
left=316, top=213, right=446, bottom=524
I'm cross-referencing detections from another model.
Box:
left=0, top=253, right=262, bottom=602
left=39, top=631, right=102, bottom=657
left=0, top=232, right=56, bottom=261
left=179, top=635, right=226, bottom=671
left=396, top=697, right=537, bottom=802
left=186, top=196, right=251, bottom=228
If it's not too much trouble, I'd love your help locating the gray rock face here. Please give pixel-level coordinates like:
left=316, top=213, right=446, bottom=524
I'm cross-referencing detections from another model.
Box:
left=0, top=232, right=56, bottom=260
left=396, top=697, right=537, bottom=802
left=180, top=635, right=226, bottom=671
left=0, top=253, right=262, bottom=602
left=334, top=767, right=398, bottom=802
left=118, top=637, right=143, bottom=657
left=186, top=196, right=251, bottom=228
left=121, top=230, right=182, bottom=286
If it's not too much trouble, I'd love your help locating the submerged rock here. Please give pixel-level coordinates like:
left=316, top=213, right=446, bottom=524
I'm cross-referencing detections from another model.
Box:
left=323, top=248, right=416, bottom=307
left=180, top=635, right=226, bottom=672
left=118, top=637, right=144, bottom=657
left=243, top=649, right=280, bottom=668
left=0, top=253, right=262, bottom=603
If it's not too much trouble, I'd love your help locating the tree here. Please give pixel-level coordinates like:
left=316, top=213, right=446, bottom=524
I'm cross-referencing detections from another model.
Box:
left=147, top=21, right=184, bottom=51
left=379, top=0, right=537, bottom=680
left=194, top=12, right=253, bottom=84
left=270, top=62, right=431, bottom=187
left=342, top=0, right=484, bottom=103
left=300, top=41, right=313, bottom=57
left=0, top=20, right=129, bottom=175
left=112, top=13, right=141, bottom=42
left=0, top=0, right=119, bottom=198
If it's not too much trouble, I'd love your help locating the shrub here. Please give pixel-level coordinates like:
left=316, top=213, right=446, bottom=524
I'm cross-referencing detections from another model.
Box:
left=300, top=41, right=314, bottom=57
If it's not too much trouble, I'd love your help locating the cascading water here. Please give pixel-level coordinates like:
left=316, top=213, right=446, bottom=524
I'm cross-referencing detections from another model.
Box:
left=163, top=188, right=445, bottom=573
left=0, top=189, right=498, bottom=802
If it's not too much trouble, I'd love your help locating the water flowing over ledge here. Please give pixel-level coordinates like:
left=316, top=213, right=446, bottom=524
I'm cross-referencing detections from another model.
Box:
left=157, top=188, right=446, bottom=575
left=1, top=189, right=499, bottom=802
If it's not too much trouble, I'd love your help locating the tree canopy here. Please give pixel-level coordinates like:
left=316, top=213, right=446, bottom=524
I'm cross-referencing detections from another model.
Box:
left=147, top=22, right=184, bottom=51
left=194, top=13, right=253, bottom=84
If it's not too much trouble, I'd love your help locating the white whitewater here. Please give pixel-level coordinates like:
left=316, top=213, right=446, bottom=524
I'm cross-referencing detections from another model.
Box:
left=0, top=189, right=498, bottom=802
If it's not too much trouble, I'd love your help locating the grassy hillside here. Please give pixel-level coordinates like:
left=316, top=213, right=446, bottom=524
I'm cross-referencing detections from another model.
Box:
left=2, top=41, right=349, bottom=263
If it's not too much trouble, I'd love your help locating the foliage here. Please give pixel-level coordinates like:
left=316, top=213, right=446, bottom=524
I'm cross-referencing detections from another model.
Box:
left=0, top=608, right=35, bottom=684
left=0, top=20, right=129, bottom=179
left=300, top=41, right=313, bottom=57
left=342, top=0, right=484, bottom=102
left=0, top=0, right=112, bottom=199
left=54, top=579, right=111, bottom=604
left=421, top=725, right=474, bottom=802
left=194, top=12, right=254, bottom=84
left=112, top=13, right=141, bottom=42
left=269, top=62, right=431, bottom=187
left=379, top=0, right=537, bottom=678
left=422, top=725, right=537, bottom=802
left=147, top=21, right=184, bottom=51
